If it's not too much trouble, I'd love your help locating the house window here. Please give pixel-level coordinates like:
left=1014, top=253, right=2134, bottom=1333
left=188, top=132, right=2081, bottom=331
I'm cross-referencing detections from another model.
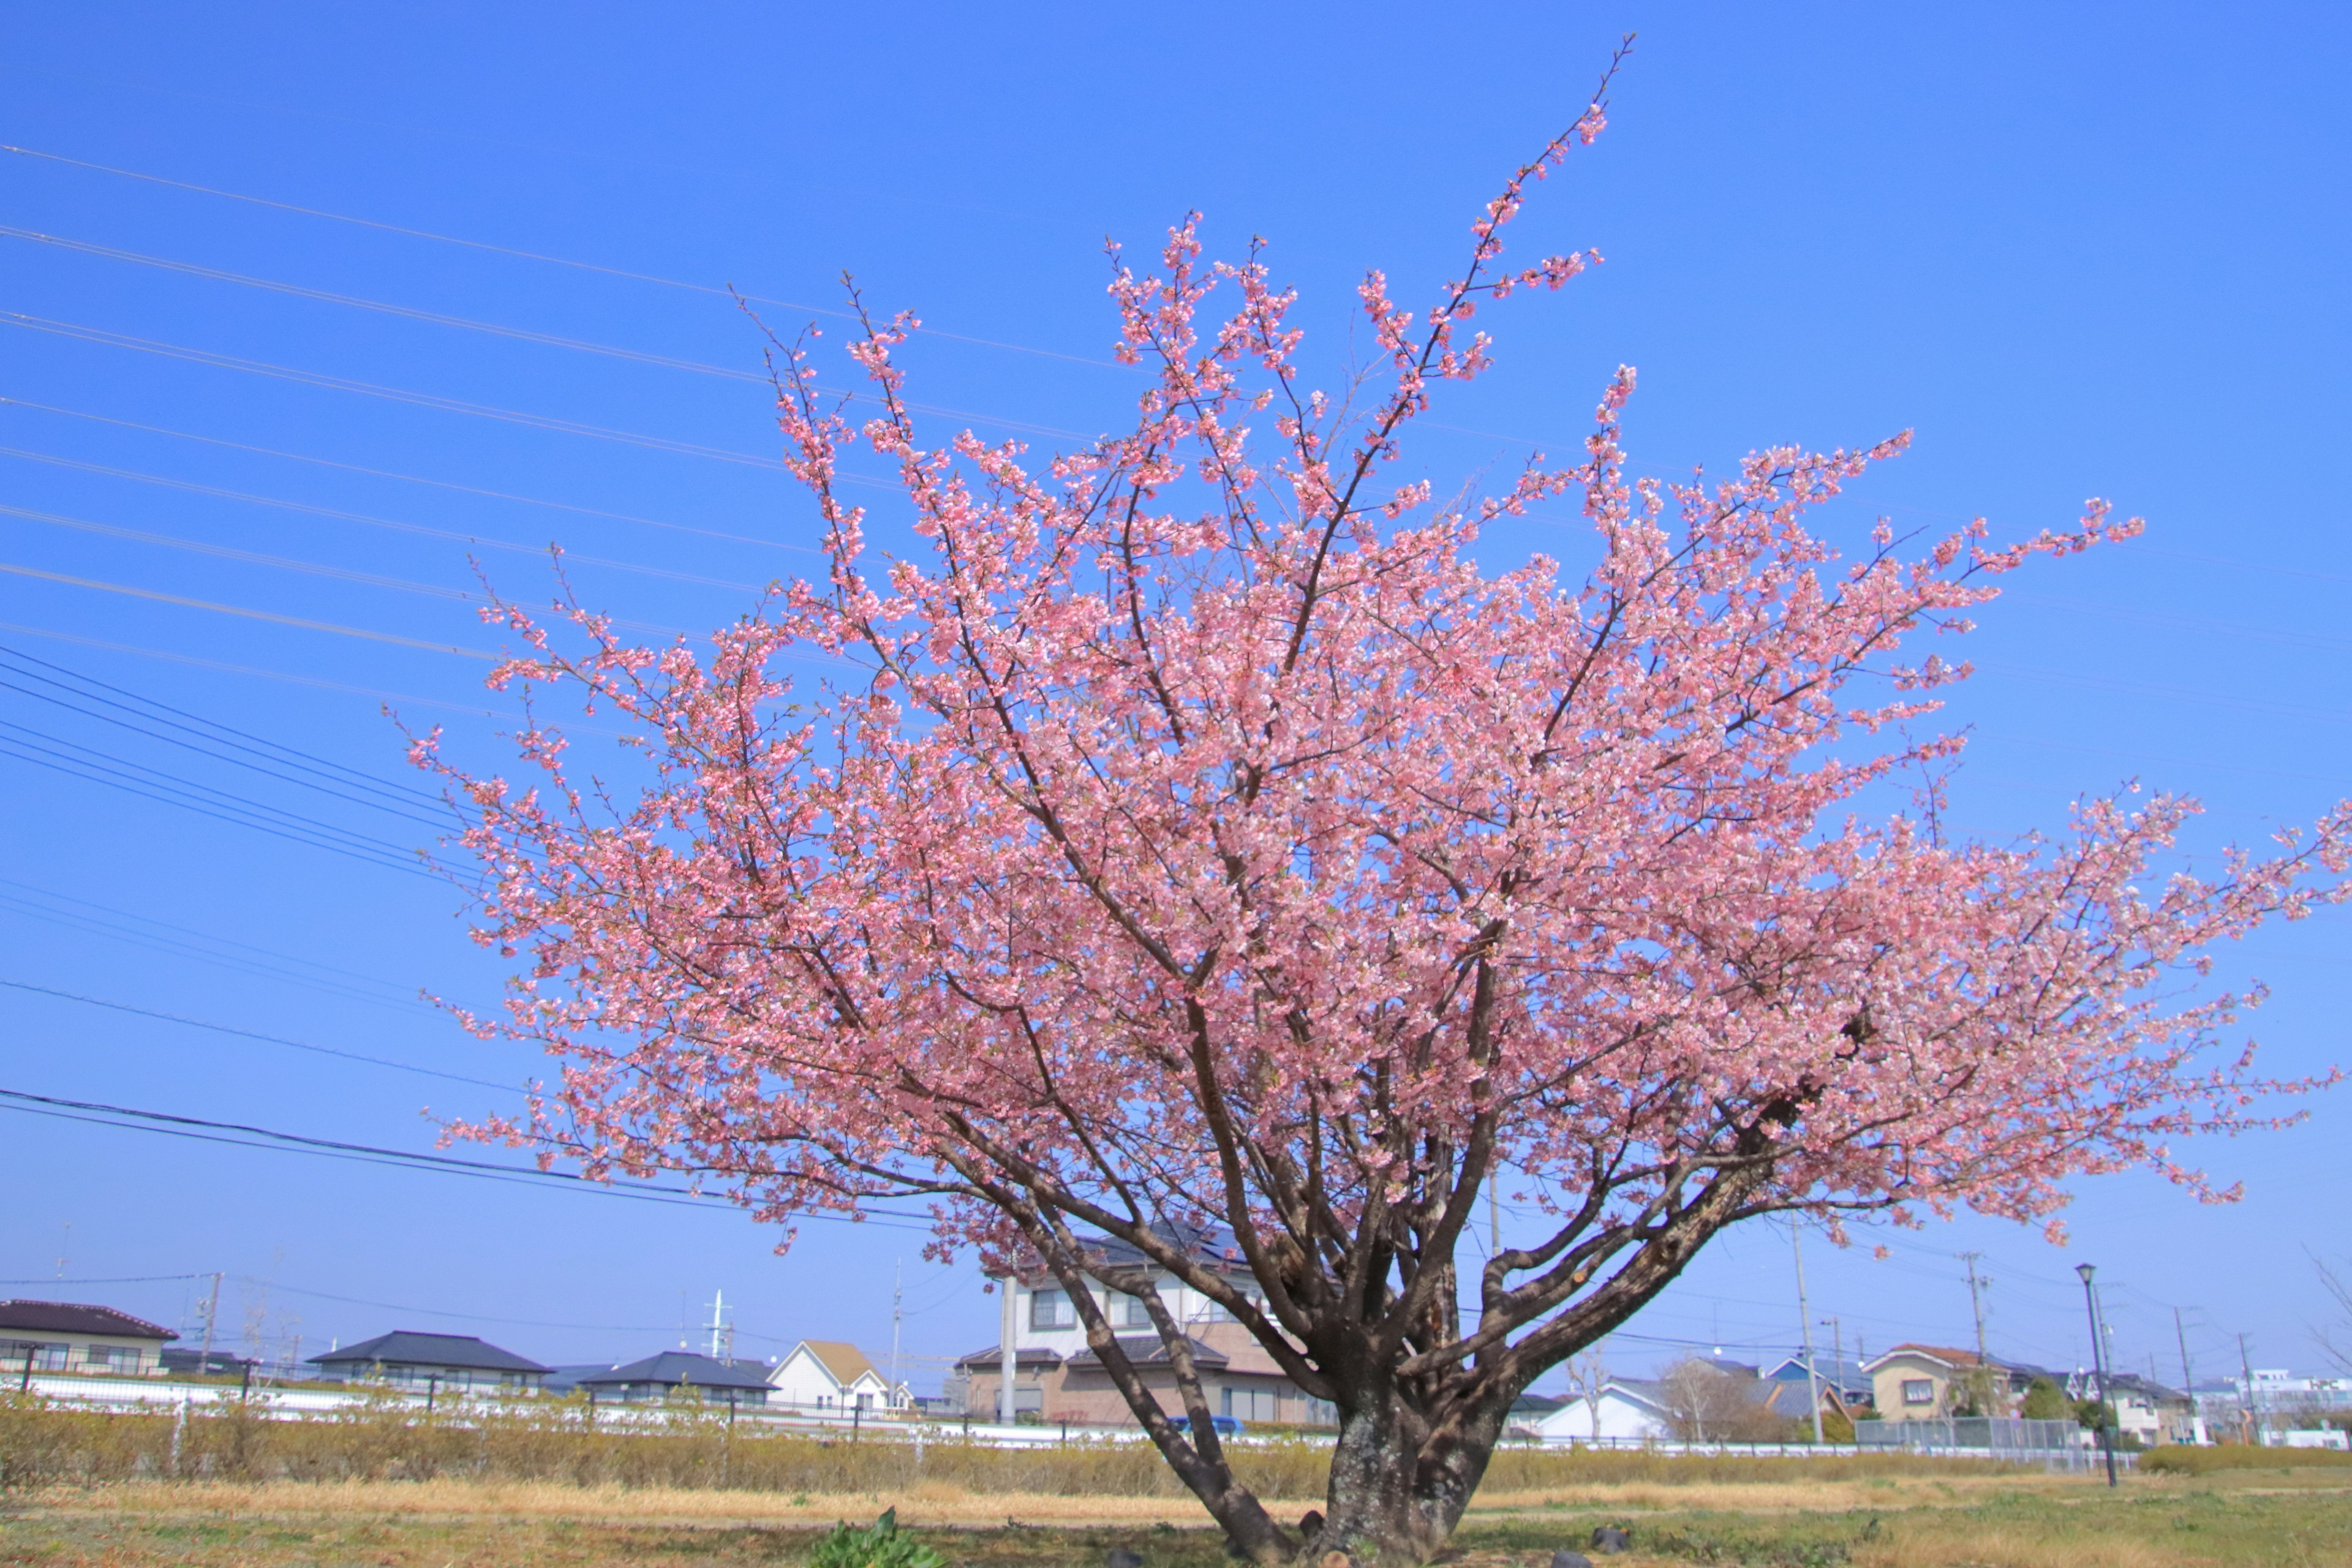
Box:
left=1120, top=1293, right=1156, bottom=1328
left=1902, top=1379, right=1935, bottom=1406
left=1029, top=1289, right=1076, bottom=1330
left=6, top=1342, right=69, bottom=1371
left=86, top=1345, right=141, bottom=1371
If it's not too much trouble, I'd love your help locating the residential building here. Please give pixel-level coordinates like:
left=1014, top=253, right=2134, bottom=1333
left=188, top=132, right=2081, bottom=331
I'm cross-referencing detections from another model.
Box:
left=1763, top=1354, right=1874, bottom=1414
left=578, top=1351, right=772, bottom=1407
left=0, top=1300, right=175, bottom=1376
left=1528, top=1377, right=1675, bottom=1442
left=770, top=1340, right=901, bottom=1413
left=956, top=1224, right=1336, bottom=1428
left=159, top=1348, right=253, bottom=1378
left=1865, top=1344, right=2019, bottom=1419
left=308, top=1331, right=550, bottom=1392
left=2068, top=1369, right=2196, bottom=1446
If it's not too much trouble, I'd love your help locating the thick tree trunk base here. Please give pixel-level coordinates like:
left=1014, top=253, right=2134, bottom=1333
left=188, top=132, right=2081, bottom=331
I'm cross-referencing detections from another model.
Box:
left=1310, top=1406, right=1490, bottom=1567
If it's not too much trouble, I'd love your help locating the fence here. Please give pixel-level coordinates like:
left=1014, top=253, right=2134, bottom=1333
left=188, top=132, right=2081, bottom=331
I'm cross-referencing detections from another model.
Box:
left=6, top=1373, right=2123, bottom=1469
left=1851, top=1417, right=2125, bottom=1472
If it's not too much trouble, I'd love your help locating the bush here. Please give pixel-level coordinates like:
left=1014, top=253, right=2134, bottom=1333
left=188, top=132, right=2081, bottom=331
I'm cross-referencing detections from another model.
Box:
left=809, top=1510, right=946, bottom=1568
left=2141, top=1444, right=2352, bottom=1476
left=2019, top=1377, right=2070, bottom=1422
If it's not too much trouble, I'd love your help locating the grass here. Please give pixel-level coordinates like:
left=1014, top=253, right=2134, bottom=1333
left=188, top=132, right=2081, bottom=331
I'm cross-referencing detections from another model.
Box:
left=4, top=1468, right=2349, bottom=1566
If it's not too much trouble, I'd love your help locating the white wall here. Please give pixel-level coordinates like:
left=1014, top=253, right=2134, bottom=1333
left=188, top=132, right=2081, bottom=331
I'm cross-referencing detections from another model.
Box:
left=768, top=1346, right=849, bottom=1411
left=1, top=1333, right=167, bottom=1376
left=1535, top=1389, right=1670, bottom=1443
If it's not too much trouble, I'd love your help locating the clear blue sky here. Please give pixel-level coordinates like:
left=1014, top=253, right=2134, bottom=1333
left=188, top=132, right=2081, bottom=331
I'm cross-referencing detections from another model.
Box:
left=2, top=2, right=2346, bottom=1396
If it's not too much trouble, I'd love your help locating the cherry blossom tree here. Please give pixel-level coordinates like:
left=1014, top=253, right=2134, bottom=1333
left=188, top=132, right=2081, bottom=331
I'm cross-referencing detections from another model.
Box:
left=425, top=56, right=2350, bottom=1565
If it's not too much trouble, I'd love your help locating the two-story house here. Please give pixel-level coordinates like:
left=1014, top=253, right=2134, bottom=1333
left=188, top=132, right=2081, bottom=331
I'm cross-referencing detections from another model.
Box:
left=1866, top=1344, right=2018, bottom=1418
left=954, top=1225, right=1336, bottom=1428
left=770, top=1339, right=902, bottom=1413
left=2071, top=1369, right=2195, bottom=1446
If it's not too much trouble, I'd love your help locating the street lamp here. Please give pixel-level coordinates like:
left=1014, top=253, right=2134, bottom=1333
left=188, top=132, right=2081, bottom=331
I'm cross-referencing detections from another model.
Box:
left=2076, top=1264, right=2119, bottom=1487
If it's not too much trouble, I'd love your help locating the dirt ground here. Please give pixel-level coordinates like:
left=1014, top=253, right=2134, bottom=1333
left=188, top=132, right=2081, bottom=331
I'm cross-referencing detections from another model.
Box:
left=4, top=1468, right=2349, bottom=1567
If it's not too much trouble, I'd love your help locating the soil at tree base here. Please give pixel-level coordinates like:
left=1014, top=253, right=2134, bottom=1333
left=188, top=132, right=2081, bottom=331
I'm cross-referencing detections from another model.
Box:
left=4, top=1473, right=2349, bottom=1567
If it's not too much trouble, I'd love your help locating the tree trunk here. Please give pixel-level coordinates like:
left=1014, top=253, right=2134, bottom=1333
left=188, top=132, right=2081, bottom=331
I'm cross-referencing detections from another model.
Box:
left=1310, top=1395, right=1503, bottom=1567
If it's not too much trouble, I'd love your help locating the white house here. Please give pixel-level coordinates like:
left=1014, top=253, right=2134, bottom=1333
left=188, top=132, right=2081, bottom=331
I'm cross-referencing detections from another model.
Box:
left=769, top=1340, right=902, bottom=1413
left=1529, top=1378, right=1675, bottom=1442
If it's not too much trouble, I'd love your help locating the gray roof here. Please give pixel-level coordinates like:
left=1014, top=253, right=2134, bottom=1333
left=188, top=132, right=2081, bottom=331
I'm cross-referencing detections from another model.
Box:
left=0, top=1299, right=176, bottom=1341
left=1765, top=1354, right=1872, bottom=1393
left=579, top=1351, right=773, bottom=1393
left=1066, top=1333, right=1229, bottom=1372
left=309, top=1331, right=549, bottom=1375
left=955, top=1344, right=1066, bottom=1370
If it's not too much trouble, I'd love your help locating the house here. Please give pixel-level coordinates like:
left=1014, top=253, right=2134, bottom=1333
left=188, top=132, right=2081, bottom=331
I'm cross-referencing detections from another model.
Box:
left=1866, top=1344, right=2016, bottom=1419
left=1529, top=1376, right=1676, bottom=1442
left=1763, top=1354, right=1874, bottom=1412
left=956, top=1224, right=1337, bottom=1428
left=308, top=1331, right=550, bottom=1392
left=2071, top=1369, right=2196, bottom=1447
left=0, top=1300, right=176, bottom=1376
left=159, top=1348, right=253, bottom=1378
left=771, top=1340, right=902, bottom=1412
left=578, top=1351, right=772, bottom=1406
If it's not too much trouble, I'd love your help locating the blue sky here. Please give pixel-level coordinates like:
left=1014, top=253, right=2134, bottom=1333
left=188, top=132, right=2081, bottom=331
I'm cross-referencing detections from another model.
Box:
left=1, top=2, right=2346, bottom=1396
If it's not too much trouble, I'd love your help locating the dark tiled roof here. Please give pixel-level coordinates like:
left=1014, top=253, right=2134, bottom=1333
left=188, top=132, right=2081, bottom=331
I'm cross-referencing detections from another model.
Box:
left=954, top=1344, right=1065, bottom=1370
left=1512, top=1392, right=1567, bottom=1414
left=578, top=1351, right=774, bottom=1393
left=543, top=1362, right=620, bottom=1393
left=309, top=1331, right=549, bottom=1374
left=992, top=1221, right=1256, bottom=1284
left=0, top=1299, right=176, bottom=1340
left=1065, top=1333, right=1229, bottom=1371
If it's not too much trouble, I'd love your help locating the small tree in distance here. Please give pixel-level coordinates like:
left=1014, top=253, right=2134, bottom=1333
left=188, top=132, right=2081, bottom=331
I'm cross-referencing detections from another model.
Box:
left=425, top=45, right=2351, bottom=1566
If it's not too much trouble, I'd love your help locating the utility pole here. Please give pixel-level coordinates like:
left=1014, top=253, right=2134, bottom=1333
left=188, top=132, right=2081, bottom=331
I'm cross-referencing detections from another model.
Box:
left=196, top=1273, right=223, bottom=1376
left=1826, top=1316, right=1847, bottom=1411
left=1960, top=1251, right=1992, bottom=1412
left=2173, top=1306, right=2195, bottom=1396
left=1792, top=1223, right=1825, bottom=1444
left=2237, top=1333, right=2260, bottom=1447
left=889, top=1259, right=904, bottom=1414
left=55, top=1221, right=70, bottom=1280
left=2076, top=1264, right=2119, bottom=1487
left=997, top=1270, right=1017, bottom=1425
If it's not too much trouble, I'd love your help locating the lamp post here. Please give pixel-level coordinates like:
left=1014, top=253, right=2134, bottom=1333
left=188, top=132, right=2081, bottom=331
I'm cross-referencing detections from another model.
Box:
left=2076, top=1263, right=2119, bottom=1487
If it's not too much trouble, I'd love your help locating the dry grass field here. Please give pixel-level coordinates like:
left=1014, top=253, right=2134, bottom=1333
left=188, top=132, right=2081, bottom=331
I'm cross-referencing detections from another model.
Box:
left=4, top=1463, right=2349, bottom=1567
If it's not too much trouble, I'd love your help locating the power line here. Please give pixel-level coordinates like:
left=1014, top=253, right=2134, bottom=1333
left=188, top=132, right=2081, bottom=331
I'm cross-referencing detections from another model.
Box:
left=0, top=227, right=1104, bottom=445
left=0, top=141, right=1123, bottom=369
left=0, top=619, right=573, bottom=728
left=0, top=397, right=797, bottom=550
left=0, top=875, right=431, bottom=1013
left=0, top=1085, right=940, bottom=1231
left=1, top=446, right=785, bottom=586
left=0, top=644, right=452, bottom=826
left=0, top=979, right=513, bottom=1093
left=0, top=718, right=443, bottom=878
left=0, top=1085, right=728, bottom=1209
left=0, top=560, right=497, bottom=658
left=4, top=312, right=846, bottom=475
left=1, top=500, right=691, bottom=643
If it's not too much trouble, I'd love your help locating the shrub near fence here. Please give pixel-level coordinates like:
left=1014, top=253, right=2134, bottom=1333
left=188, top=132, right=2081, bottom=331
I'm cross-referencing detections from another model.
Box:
left=0, top=1391, right=2026, bottom=1496
left=2139, top=1444, right=2352, bottom=1476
